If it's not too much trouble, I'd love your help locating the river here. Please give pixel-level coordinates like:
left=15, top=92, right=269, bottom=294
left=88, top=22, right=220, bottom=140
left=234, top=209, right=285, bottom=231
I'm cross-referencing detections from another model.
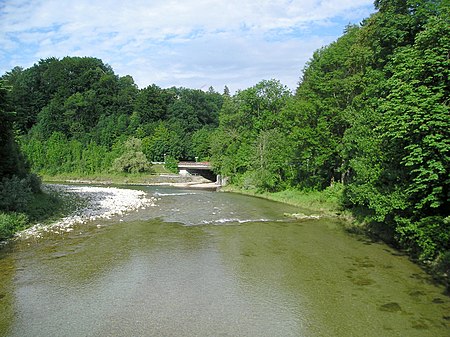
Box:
left=0, top=185, right=448, bottom=337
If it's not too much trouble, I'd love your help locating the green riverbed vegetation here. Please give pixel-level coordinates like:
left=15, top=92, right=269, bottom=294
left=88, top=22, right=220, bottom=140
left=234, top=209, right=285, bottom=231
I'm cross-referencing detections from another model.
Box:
left=1, top=0, right=449, bottom=286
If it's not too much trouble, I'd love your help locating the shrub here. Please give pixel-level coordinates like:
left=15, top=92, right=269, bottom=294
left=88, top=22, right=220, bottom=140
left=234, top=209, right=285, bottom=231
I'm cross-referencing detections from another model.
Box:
left=112, top=137, right=152, bottom=173
left=0, top=212, right=29, bottom=241
left=395, top=216, right=450, bottom=262
left=164, top=156, right=179, bottom=173
left=0, top=175, right=32, bottom=212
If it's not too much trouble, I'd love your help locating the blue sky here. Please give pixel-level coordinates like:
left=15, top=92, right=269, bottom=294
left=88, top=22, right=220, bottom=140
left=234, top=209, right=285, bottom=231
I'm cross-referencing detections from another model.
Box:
left=0, top=0, right=375, bottom=92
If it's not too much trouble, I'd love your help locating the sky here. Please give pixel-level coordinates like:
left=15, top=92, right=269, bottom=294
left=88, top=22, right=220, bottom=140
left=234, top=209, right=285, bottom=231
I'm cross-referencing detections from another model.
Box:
left=0, top=0, right=375, bottom=93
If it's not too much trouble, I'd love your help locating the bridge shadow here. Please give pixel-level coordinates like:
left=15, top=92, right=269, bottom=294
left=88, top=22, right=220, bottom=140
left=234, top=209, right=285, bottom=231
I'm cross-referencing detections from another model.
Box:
left=177, top=162, right=216, bottom=182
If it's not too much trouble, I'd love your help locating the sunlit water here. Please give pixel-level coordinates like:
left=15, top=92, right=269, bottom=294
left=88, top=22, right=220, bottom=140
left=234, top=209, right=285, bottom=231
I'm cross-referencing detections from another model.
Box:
left=0, top=185, right=449, bottom=336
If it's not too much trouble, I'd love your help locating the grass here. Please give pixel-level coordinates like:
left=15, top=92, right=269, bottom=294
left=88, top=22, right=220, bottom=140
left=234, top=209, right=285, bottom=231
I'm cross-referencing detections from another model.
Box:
left=151, top=164, right=174, bottom=174
left=269, top=189, right=341, bottom=213
left=221, top=183, right=353, bottom=219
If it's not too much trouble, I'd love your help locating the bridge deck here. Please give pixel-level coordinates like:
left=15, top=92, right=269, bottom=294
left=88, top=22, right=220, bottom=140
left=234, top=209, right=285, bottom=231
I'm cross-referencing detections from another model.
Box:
left=178, top=161, right=212, bottom=170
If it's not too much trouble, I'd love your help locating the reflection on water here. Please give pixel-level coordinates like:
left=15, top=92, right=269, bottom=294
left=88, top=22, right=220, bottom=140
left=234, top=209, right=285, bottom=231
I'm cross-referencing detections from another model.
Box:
left=0, top=186, right=448, bottom=336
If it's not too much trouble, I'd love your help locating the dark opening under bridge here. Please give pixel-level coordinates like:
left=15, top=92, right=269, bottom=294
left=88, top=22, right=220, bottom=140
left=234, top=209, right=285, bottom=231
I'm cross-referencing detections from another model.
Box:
left=177, top=161, right=216, bottom=181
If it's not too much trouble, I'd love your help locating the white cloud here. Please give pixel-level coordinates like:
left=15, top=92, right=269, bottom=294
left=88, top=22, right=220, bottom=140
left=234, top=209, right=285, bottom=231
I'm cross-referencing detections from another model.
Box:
left=0, top=0, right=375, bottom=92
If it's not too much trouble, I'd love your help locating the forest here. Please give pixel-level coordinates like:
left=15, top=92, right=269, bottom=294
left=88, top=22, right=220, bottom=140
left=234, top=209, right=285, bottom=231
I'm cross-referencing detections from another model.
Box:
left=0, top=0, right=449, bottom=282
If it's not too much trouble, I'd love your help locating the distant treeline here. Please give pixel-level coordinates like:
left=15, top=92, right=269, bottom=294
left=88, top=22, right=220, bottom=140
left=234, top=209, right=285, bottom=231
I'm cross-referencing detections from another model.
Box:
left=2, top=56, right=223, bottom=175
left=1, top=0, right=449, bottom=280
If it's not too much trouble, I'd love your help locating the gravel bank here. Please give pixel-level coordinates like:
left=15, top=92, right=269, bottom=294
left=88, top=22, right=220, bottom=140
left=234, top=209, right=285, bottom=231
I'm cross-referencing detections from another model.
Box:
left=17, top=185, right=156, bottom=239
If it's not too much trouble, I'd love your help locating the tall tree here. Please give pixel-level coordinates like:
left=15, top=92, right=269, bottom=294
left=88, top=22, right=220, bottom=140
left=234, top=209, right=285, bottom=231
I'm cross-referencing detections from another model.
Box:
left=0, top=81, right=27, bottom=178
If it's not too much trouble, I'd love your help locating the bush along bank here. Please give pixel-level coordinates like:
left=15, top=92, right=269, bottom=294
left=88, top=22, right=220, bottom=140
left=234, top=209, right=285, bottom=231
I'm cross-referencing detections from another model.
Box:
left=0, top=174, right=63, bottom=242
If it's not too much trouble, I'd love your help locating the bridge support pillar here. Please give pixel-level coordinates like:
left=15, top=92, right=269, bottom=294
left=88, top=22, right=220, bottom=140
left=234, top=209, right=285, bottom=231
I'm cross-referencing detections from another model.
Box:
left=216, top=175, right=228, bottom=186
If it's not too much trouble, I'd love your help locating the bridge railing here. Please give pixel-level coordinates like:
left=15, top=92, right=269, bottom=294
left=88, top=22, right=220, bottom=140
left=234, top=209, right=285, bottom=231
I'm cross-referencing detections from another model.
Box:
left=178, top=161, right=212, bottom=169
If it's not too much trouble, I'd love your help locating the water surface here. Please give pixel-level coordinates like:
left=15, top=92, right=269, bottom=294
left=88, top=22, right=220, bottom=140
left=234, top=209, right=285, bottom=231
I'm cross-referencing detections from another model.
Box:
left=0, top=186, right=448, bottom=336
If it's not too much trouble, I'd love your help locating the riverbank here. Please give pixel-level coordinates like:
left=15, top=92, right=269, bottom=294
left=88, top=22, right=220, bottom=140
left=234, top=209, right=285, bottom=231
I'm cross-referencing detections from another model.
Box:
left=42, top=174, right=347, bottom=216
left=0, top=172, right=213, bottom=242
left=16, top=184, right=157, bottom=240
left=220, top=184, right=353, bottom=220
left=0, top=188, right=62, bottom=242
left=41, top=172, right=219, bottom=190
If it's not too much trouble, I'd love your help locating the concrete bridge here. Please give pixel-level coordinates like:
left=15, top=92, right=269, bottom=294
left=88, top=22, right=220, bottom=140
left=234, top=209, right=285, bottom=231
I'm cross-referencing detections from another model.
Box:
left=178, top=161, right=216, bottom=181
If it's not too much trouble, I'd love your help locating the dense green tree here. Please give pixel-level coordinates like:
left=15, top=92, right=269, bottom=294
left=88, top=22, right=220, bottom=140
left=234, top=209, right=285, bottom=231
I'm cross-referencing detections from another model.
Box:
left=168, top=98, right=200, bottom=133
left=44, top=132, right=71, bottom=174
left=1, top=65, right=47, bottom=133
left=211, top=80, right=291, bottom=184
left=91, top=114, right=130, bottom=148
left=116, top=75, right=139, bottom=116
left=0, top=81, right=28, bottom=178
left=362, top=0, right=440, bottom=69
left=134, top=84, right=174, bottom=124
left=210, top=128, right=253, bottom=180
left=81, top=141, right=113, bottom=174
left=0, top=80, right=50, bottom=232
left=190, top=127, right=215, bottom=161
left=166, top=87, right=222, bottom=133
left=244, top=129, right=294, bottom=191
left=375, top=14, right=449, bottom=260
left=340, top=1, right=449, bottom=264
left=141, top=122, right=183, bottom=162
left=3, top=56, right=224, bottom=171
left=380, top=14, right=449, bottom=215
left=282, top=25, right=364, bottom=188
left=19, top=137, right=46, bottom=172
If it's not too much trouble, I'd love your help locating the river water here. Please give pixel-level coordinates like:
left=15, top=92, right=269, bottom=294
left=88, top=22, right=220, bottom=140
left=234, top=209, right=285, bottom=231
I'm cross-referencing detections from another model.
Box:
left=0, top=185, right=448, bottom=337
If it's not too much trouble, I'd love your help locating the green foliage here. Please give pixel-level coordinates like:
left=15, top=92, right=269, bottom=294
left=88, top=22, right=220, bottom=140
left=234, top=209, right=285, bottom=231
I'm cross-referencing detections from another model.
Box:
left=0, top=176, right=32, bottom=212
left=0, top=80, right=61, bottom=240
left=1, top=81, right=42, bottom=219
left=164, top=156, right=179, bottom=173
left=190, top=127, right=214, bottom=161
left=378, top=14, right=450, bottom=216
left=344, top=2, right=449, bottom=264
left=0, top=81, right=29, bottom=179
left=81, top=141, right=114, bottom=174
left=141, top=122, right=183, bottom=161
left=0, top=212, right=29, bottom=241
left=211, top=79, right=292, bottom=184
left=395, top=216, right=450, bottom=261
left=112, top=137, right=152, bottom=174
left=249, top=129, right=294, bottom=191
left=285, top=25, right=366, bottom=189
left=134, top=84, right=174, bottom=123
left=2, top=57, right=223, bottom=177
